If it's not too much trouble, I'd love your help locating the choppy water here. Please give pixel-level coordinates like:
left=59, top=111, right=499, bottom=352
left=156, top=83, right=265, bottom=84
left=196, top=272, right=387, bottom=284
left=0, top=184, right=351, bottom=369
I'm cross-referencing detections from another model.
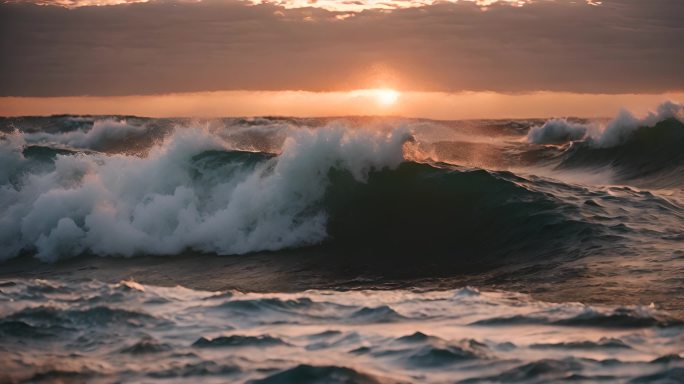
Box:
left=1, top=279, right=683, bottom=383
left=1, top=103, right=683, bottom=382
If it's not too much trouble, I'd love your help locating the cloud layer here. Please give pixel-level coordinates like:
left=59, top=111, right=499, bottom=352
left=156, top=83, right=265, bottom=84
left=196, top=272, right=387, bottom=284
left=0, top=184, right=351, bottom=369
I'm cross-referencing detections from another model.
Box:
left=1, top=0, right=682, bottom=96
left=2, top=0, right=600, bottom=10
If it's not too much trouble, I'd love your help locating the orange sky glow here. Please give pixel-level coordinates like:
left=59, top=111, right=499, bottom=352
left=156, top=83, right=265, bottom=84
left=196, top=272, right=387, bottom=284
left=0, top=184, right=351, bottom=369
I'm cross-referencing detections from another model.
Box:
left=2, top=91, right=682, bottom=119
left=2, top=0, right=681, bottom=118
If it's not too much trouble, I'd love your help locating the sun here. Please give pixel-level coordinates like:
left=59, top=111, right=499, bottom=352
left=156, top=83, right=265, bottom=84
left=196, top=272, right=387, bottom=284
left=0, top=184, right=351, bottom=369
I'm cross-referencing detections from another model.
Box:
left=374, top=89, right=400, bottom=106
left=348, top=88, right=401, bottom=109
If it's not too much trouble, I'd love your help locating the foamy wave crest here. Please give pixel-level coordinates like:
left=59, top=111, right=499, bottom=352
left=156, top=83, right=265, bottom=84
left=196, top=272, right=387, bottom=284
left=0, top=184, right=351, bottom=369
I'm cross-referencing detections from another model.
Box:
left=0, top=124, right=411, bottom=261
left=23, top=119, right=150, bottom=151
left=526, top=119, right=590, bottom=145
left=596, top=101, right=683, bottom=147
left=527, top=101, right=683, bottom=147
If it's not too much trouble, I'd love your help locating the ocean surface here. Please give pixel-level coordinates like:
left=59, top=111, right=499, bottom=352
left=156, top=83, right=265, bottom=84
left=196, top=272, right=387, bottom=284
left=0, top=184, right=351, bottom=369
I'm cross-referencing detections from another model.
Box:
left=1, top=103, right=683, bottom=383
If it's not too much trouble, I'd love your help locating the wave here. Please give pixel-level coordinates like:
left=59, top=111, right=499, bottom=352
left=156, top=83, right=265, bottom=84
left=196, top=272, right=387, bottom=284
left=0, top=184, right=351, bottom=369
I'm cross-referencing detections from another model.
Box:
left=556, top=118, right=684, bottom=185
left=192, top=334, right=288, bottom=348
left=1, top=103, right=682, bottom=265
left=406, top=344, right=485, bottom=367
left=527, top=118, right=590, bottom=145
left=0, top=125, right=409, bottom=261
left=527, top=101, right=683, bottom=147
left=21, top=370, right=97, bottom=384
left=22, top=119, right=158, bottom=153
left=0, top=121, right=596, bottom=263
left=0, top=319, right=69, bottom=339
left=349, top=305, right=405, bottom=323
left=2, top=305, right=160, bottom=328
left=306, top=331, right=360, bottom=350
left=525, top=101, right=684, bottom=185
left=469, top=306, right=684, bottom=329
left=322, top=162, right=595, bottom=265
left=119, top=336, right=173, bottom=354
left=529, top=337, right=631, bottom=350
left=458, top=359, right=586, bottom=383
left=148, top=361, right=242, bottom=379
left=250, top=364, right=386, bottom=384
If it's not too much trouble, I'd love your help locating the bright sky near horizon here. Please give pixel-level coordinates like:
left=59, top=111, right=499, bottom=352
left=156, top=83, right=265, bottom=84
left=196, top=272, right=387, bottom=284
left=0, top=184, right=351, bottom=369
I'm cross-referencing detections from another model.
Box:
left=3, top=91, right=684, bottom=120
left=0, top=0, right=682, bottom=118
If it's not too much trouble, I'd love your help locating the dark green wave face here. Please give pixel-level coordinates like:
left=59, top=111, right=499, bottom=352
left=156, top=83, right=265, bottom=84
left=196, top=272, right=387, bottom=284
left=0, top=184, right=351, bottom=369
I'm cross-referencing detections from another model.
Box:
left=324, top=163, right=595, bottom=268
left=22, top=145, right=78, bottom=161
left=178, top=149, right=604, bottom=270
left=557, top=118, right=684, bottom=187
left=189, top=149, right=275, bottom=184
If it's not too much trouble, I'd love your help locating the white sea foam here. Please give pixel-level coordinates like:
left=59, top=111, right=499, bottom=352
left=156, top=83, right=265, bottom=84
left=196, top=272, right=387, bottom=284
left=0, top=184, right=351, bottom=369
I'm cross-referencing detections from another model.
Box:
left=527, top=101, right=684, bottom=146
left=526, top=119, right=591, bottom=144
left=23, top=119, right=149, bottom=150
left=0, top=124, right=411, bottom=261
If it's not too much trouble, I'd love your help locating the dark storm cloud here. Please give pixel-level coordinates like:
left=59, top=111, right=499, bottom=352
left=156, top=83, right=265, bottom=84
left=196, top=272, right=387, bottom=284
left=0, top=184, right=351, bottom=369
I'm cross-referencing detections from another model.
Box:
left=0, top=0, right=683, bottom=96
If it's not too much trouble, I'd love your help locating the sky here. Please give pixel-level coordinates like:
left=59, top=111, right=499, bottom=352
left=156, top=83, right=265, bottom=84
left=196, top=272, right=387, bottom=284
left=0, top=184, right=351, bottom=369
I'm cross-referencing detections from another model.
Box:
left=1, top=0, right=683, bottom=118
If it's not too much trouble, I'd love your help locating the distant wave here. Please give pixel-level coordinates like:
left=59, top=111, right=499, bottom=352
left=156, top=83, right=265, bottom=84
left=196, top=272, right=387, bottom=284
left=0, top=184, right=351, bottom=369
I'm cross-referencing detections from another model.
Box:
left=527, top=101, right=683, bottom=147
left=527, top=119, right=589, bottom=145
left=526, top=101, right=684, bottom=186
left=557, top=118, right=684, bottom=185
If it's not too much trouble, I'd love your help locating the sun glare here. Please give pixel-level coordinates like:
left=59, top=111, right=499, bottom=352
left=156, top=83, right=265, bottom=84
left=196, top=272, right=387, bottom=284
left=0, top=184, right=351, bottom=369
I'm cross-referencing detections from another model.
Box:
left=375, top=89, right=400, bottom=106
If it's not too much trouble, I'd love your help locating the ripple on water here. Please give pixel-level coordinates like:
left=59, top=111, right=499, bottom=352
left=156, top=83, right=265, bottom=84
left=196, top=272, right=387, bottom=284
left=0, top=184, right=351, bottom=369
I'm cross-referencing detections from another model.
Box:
left=249, top=364, right=385, bottom=384
left=192, top=334, right=289, bottom=348
left=1, top=279, right=682, bottom=384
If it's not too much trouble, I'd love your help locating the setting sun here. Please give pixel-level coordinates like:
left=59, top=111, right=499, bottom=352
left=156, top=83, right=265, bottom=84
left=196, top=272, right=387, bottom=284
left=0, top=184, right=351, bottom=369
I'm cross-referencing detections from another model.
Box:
left=375, top=89, right=400, bottom=106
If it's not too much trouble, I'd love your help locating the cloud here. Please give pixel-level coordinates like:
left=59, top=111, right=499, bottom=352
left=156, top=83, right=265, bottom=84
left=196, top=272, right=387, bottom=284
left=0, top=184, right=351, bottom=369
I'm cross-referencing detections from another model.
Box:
left=4, top=0, right=152, bottom=6
left=2, top=0, right=595, bottom=10
left=1, top=0, right=683, bottom=96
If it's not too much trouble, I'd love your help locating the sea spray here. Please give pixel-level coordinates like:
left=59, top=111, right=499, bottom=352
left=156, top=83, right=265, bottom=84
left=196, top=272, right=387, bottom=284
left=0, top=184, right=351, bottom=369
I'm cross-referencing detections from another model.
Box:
left=0, top=125, right=411, bottom=261
left=527, top=101, right=684, bottom=147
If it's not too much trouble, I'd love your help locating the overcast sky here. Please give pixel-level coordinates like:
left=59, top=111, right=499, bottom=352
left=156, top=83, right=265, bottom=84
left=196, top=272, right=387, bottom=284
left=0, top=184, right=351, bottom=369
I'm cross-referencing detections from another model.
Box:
left=1, top=0, right=683, bottom=97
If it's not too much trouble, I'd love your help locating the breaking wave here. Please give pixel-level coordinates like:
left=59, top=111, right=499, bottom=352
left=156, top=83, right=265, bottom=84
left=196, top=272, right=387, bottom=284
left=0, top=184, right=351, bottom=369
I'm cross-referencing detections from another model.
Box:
left=0, top=121, right=588, bottom=262
left=0, top=102, right=682, bottom=264
left=524, top=101, right=684, bottom=186
left=0, top=125, right=409, bottom=260
left=527, top=101, right=683, bottom=147
left=556, top=118, right=684, bottom=185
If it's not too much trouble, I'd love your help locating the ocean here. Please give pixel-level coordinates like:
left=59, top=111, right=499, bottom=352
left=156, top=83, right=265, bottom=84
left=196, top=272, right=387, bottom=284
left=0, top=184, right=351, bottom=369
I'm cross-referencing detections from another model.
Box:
left=1, top=104, right=683, bottom=383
